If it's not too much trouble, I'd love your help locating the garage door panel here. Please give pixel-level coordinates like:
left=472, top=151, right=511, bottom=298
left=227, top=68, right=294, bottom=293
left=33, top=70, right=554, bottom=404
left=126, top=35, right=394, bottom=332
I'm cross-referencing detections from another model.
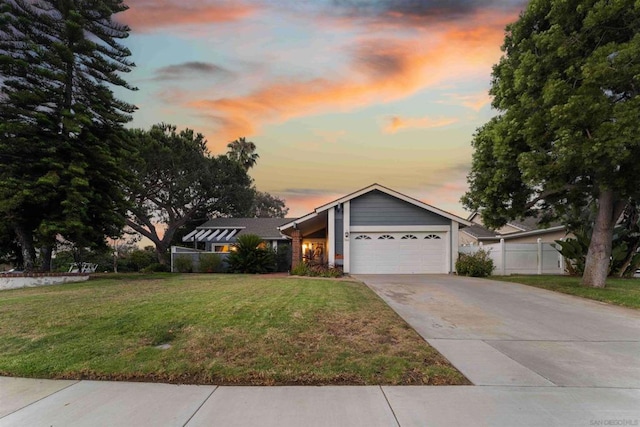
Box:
left=350, top=232, right=446, bottom=274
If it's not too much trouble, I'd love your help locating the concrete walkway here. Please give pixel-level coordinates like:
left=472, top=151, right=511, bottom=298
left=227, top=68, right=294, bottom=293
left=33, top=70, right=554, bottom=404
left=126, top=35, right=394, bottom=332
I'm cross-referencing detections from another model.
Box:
left=2, top=275, right=640, bottom=426
left=2, top=377, right=639, bottom=426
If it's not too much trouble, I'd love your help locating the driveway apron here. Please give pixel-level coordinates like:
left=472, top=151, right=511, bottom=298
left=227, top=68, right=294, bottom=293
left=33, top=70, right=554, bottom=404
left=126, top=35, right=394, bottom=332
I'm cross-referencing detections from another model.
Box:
left=356, top=275, right=640, bottom=388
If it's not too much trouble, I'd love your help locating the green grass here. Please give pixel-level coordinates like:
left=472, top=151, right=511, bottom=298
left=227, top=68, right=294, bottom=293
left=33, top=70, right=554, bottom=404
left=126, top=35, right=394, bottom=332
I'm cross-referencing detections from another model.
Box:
left=0, top=274, right=468, bottom=386
left=493, top=275, right=640, bottom=309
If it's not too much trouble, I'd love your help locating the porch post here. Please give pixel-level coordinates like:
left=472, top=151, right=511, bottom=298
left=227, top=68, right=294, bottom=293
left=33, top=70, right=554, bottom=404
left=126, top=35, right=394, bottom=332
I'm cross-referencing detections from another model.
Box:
left=291, top=229, right=302, bottom=270
left=328, top=207, right=335, bottom=266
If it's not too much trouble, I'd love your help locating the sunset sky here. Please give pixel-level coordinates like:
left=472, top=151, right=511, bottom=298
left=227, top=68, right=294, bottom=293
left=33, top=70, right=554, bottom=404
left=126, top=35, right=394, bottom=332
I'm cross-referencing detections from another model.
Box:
left=116, top=0, right=529, bottom=218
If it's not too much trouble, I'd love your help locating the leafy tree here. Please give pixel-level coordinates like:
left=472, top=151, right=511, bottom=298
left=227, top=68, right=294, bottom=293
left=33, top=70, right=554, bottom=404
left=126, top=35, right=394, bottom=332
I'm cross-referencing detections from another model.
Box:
left=556, top=202, right=640, bottom=277
left=226, top=137, right=259, bottom=171
left=0, top=0, right=136, bottom=271
left=226, top=234, right=275, bottom=274
left=252, top=191, right=289, bottom=218
left=124, top=124, right=254, bottom=264
left=462, top=0, right=640, bottom=287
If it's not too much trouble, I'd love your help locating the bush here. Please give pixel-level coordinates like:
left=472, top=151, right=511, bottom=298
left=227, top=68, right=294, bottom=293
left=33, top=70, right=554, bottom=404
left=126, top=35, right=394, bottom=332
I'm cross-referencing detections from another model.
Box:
left=275, top=244, right=291, bottom=272
left=174, top=255, right=194, bottom=273
left=456, top=250, right=494, bottom=277
left=198, top=253, right=223, bottom=273
left=141, top=263, right=170, bottom=273
left=226, top=234, right=276, bottom=274
left=291, top=262, right=343, bottom=278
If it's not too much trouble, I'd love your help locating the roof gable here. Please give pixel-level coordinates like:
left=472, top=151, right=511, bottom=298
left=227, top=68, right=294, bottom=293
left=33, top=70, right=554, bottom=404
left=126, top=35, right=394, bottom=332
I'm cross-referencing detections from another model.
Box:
left=279, top=184, right=471, bottom=231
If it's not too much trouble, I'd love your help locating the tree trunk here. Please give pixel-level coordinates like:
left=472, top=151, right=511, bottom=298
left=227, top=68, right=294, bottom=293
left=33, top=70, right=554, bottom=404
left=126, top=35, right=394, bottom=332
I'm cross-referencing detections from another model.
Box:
left=14, top=225, right=36, bottom=272
left=582, top=190, right=624, bottom=288
left=155, top=243, right=168, bottom=265
left=40, top=245, right=53, bottom=272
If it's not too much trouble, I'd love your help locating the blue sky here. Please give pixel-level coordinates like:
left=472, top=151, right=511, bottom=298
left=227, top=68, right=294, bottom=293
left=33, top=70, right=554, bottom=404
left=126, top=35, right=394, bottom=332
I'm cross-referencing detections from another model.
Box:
left=116, top=0, right=529, bottom=217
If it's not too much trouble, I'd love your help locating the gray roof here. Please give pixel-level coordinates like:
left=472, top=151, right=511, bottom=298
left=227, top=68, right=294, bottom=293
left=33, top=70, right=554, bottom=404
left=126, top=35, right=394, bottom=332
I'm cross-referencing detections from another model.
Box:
left=197, top=217, right=296, bottom=240
left=462, top=224, right=498, bottom=239
left=507, top=217, right=563, bottom=231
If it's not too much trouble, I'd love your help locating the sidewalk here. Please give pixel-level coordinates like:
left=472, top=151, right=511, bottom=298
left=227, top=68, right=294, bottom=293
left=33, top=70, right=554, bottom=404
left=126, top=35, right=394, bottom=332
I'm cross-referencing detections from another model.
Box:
left=2, top=377, right=639, bottom=427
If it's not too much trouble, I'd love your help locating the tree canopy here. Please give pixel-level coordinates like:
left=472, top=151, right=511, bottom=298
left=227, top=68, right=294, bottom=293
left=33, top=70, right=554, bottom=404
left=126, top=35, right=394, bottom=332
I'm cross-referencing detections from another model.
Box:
left=226, top=137, right=259, bottom=171
left=124, top=124, right=254, bottom=264
left=462, top=0, right=640, bottom=287
left=0, top=0, right=136, bottom=271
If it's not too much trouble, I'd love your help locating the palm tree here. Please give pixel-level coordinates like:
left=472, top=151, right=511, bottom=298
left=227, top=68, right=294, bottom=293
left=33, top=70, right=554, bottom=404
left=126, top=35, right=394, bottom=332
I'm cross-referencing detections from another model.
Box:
left=226, top=137, right=259, bottom=171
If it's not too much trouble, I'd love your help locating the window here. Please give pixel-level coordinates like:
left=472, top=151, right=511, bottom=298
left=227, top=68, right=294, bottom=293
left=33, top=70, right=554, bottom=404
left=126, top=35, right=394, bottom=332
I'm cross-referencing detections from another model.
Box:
left=354, top=235, right=371, bottom=240
left=424, top=234, right=441, bottom=240
left=378, top=234, right=395, bottom=240
left=401, top=234, right=418, bottom=239
left=213, top=245, right=230, bottom=253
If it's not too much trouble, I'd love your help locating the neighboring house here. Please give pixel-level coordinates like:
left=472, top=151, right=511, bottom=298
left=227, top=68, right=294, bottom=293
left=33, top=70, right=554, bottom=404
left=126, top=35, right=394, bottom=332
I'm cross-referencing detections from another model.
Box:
left=172, top=217, right=293, bottom=272
left=278, top=184, right=472, bottom=274
left=459, top=212, right=568, bottom=246
left=181, top=217, right=294, bottom=253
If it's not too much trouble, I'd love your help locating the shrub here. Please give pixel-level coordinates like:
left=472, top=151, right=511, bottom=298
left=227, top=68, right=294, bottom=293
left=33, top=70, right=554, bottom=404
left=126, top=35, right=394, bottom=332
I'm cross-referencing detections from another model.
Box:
left=174, top=255, right=194, bottom=273
left=198, top=253, right=223, bottom=273
left=275, top=244, right=291, bottom=272
left=291, top=262, right=343, bottom=278
left=141, top=263, right=170, bottom=273
left=290, top=262, right=310, bottom=276
left=456, top=250, right=494, bottom=277
left=226, top=234, right=276, bottom=274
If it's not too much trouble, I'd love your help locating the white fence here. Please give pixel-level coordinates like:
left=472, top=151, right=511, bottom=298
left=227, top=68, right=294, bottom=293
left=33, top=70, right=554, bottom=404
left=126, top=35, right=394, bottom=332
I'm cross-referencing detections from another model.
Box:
left=459, top=239, right=565, bottom=276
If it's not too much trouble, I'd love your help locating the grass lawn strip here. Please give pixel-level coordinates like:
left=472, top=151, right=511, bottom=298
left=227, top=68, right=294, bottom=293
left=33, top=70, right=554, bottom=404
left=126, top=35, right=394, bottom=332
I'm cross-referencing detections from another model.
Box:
left=0, top=274, right=468, bottom=386
left=493, top=275, right=640, bottom=310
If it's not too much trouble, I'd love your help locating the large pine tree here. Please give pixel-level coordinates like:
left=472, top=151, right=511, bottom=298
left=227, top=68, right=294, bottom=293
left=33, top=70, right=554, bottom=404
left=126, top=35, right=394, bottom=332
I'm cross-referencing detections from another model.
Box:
left=0, top=0, right=136, bottom=271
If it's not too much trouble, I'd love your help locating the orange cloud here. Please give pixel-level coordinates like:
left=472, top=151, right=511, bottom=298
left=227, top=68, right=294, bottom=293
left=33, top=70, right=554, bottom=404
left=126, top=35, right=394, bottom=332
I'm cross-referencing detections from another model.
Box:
left=444, top=92, right=493, bottom=111
left=384, top=115, right=458, bottom=133
left=120, top=0, right=256, bottom=31
left=181, top=11, right=513, bottom=142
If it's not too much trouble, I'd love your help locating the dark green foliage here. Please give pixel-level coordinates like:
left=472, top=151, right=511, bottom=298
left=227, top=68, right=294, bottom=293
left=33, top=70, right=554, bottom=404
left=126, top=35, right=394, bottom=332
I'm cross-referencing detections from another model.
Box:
left=198, top=253, right=223, bottom=273
left=461, top=0, right=640, bottom=287
left=141, top=263, right=171, bottom=273
left=0, top=0, right=136, bottom=271
left=252, top=191, right=289, bottom=218
left=226, top=234, right=276, bottom=274
left=556, top=202, right=640, bottom=277
left=226, top=137, right=259, bottom=171
left=275, top=244, right=291, bottom=272
left=125, top=248, right=158, bottom=272
left=174, top=255, right=194, bottom=273
left=124, top=124, right=254, bottom=265
left=456, top=250, right=494, bottom=278
left=290, top=262, right=343, bottom=278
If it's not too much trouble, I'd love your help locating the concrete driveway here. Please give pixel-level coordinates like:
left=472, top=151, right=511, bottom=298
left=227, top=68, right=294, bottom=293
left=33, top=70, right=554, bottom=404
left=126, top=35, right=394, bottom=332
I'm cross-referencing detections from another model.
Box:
left=357, top=275, right=640, bottom=388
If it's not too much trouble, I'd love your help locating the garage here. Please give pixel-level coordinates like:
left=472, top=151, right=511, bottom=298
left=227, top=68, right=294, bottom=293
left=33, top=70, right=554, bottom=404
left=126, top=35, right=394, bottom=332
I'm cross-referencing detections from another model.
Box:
left=278, top=184, right=471, bottom=275
left=350, top=232, right=447, bottom=274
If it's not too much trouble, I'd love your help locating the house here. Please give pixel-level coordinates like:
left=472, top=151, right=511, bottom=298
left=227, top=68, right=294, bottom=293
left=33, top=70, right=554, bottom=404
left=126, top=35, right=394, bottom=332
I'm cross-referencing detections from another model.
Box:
left=181, top=217, right=294, bottom=253
left=278, top=184, right=472, bottom=274
left=459, top=212, right=567, bottom=246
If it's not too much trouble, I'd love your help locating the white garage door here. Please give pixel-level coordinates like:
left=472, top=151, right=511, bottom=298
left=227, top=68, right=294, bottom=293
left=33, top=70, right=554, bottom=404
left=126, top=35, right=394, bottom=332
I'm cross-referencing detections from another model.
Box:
left=350, top=232, right=447, bottom=274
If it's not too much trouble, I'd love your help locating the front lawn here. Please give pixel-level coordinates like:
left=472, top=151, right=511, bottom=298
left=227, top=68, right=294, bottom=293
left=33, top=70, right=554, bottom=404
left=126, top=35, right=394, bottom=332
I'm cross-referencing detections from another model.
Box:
left=493, top=275, right=640, bottom=310
left=0, top=274, right=468, bottom=385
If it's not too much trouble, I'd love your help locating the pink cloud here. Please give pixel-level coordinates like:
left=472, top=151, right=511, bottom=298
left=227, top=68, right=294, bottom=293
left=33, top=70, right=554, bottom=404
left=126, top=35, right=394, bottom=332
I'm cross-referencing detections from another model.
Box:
left=155, top=9, right=516, bottom=144
left=120, top=0, right=256, bottom=31
left=384, top=115, right=458, bottom=133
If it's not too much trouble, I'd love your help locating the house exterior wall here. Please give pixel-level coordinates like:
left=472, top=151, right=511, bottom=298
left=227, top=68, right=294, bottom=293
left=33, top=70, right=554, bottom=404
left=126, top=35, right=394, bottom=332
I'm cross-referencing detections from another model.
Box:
left=350, top=190, right=450, bottom=226
left=501, top=229, right=568, bottom=244
left=459, top=231, right=481, bottom=246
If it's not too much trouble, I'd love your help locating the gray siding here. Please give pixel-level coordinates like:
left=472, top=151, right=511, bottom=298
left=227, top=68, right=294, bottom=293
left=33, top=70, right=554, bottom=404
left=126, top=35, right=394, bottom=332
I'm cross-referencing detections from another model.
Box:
left=350, top=190, right=450, bottom=226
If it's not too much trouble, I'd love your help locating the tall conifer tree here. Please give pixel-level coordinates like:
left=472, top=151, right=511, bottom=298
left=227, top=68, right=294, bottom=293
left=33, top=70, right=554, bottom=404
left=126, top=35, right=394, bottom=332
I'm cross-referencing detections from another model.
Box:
left=0, top=0, right=136, bottom=270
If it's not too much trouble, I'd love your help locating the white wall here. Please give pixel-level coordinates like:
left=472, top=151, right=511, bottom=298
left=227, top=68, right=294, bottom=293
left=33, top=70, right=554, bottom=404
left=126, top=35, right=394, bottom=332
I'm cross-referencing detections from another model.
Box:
left=0, top=274, right=89, bottom=291
left=460, top=239, right=565, bottom=276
